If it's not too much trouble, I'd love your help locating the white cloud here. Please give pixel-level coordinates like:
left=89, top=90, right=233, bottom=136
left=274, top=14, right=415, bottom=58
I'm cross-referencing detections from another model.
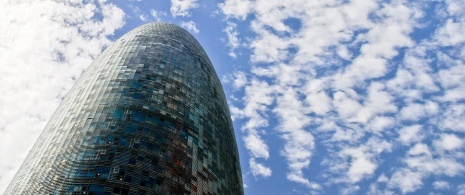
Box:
left=340, top=185, right=360, bottom=195
left=0, top=0, right=124, bottom=193
left=219, top=0, right=253, bottom=20
left=150, top=9, right=167, bottom=21
left=249, top=158, right=272, bottom=177
left=221, top=0, right=465, bottom=193
left=345, top=149, right=377, bottom=183
left=348, top=82, right=397, bottom=124
left=398, top=125, right=423, bottom=145
left=244, top=134, right=269, bottom=159
left=458, top=184, right=465, bottom=195
left=271, top=87, right=320, bottom=188
left=129, top=4, right=148, bottom=22
left=399, top=101, right=438, bottom=121
left=444, top=0, right=465, bottom=17
left=408, top=143, right=431, bottom=156
left=180, top=21, right=199, bottom=34
left=441, top=105, right=465, bottom=131
left=241, top=79, right=275, bottom=132
left=433, top=181, right=451, bottom=190
left=388, top=143, right=465, bottom=193
left=235, top=79, right=275, bottom=178
left=404, top=156, right=465, bottom=177
left=377, top=174, right=389, bottom=183
left=303, top=78, right=332, bottom=115
left=437, top=62, right=465, bottom=102
left=435, top=19, right=465, bottom=46
left=388, top=168, right=424, bottom=194
left=287, top=173, right=321, bottom=190
left=435, top=134, right=463, bottom=150
left=368, top=182, right=394, bottom=195
left=224, top=22, right=241, bottom=58
left=333, top=91, right=363, bottom=119
left=170, top=0, right=198, bottom=17
left=437, top=61, right=465, bottom=89
left=233, top=71, right=247, bottom=89
left=369, top=116, right=396, bottom=133
left=340, top=138, right=392, bottom=183
left=139, top=14, right=148, bottom=22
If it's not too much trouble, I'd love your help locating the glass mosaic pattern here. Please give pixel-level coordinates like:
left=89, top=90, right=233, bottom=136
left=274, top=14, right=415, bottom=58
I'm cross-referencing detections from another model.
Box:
left=5, top=22, right=243, bottom=195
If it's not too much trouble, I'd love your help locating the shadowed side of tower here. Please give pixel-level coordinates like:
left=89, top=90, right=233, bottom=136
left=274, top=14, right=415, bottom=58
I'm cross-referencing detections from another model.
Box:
left=5, top=22, right=243, bottom=195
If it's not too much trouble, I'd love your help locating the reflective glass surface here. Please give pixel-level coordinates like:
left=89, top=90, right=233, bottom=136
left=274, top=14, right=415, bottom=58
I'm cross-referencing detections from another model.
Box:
left=5, top=22, right=243, bottom=195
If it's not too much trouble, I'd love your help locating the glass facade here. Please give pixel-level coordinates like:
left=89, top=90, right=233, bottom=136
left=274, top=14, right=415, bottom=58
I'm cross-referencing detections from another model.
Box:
left=5, top=22, right=243, bottom=195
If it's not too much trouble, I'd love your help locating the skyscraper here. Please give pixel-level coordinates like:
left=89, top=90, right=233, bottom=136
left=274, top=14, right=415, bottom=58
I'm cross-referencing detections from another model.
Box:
left=5, top=22, right=243, bottom=195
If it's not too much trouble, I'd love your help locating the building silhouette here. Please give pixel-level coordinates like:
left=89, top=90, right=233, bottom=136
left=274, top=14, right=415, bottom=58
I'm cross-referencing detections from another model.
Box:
left=5, top=22, right=243, bottom=195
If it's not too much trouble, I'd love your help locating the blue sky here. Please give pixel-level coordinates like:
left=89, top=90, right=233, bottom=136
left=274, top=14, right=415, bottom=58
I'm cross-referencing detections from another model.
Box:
left=1, top=0, right=465, bottom=194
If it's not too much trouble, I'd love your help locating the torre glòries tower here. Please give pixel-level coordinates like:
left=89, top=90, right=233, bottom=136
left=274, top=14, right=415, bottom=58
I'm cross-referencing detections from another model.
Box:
left=6, top=22, right=243, bottom=195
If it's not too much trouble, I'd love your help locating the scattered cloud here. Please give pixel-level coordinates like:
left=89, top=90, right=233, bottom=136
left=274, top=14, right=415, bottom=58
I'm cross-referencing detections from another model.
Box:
left=433, top=181, right=451, bottom=190
left=0, top=0, right=124, bottom=193
left=387, top=142, right=465, bottom=193
left=150, top=9, right=167, bottom=21
left=139, top=14, right=148, bottom=22
left=398, top=125, right=423, bottom=145
left=249, top=158, right=272, bottom=177
left=1, top=0, right=465, bottom=194
left=180, top=20, right=199, bottom=34
left=435, top=134, right=464, bottom=151
left=244, top=134, right=269, bottom=159
left=224, top=22, right=241, bottom=58
left=232, top=71, right=247, bottom=89
left=129, top=4, right=148, bottom=22
left=220, top=0, right=465, bottom=193
left=388, top=168, right=424, bottom=194
left=170, top=0, right=198, bottom=17
left=218, top=0, right=252, bottom=20
left=458, top=184, right=465, bottom=195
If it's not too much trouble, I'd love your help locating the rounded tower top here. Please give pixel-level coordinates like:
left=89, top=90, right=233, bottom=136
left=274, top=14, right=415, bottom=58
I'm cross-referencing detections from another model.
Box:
left=5, top=22, right=243, bottom=195
left=121, top=22, right=210, bottom=63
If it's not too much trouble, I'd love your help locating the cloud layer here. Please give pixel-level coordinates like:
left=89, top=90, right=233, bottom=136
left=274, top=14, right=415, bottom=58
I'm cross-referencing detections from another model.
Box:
left=2, top=0, right=465, bottom=194
left=221, top=0, right=465, bottom=193
left=0, top=0, right=124, bottom=193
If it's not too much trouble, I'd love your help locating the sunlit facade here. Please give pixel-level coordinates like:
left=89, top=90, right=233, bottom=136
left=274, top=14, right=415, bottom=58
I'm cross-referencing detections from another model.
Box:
left=5, top=22, right=243, bottom=195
